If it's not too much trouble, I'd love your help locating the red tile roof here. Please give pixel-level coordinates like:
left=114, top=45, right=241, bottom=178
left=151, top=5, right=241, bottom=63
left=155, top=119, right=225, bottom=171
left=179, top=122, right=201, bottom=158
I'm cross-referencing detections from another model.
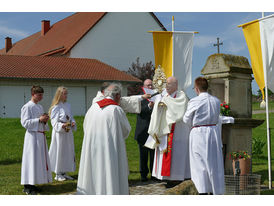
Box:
left=0, top=12, right=166, bottom=56
left=0, top=55, right=141, bottom=82
left=0, top=12, right=106, bottom=56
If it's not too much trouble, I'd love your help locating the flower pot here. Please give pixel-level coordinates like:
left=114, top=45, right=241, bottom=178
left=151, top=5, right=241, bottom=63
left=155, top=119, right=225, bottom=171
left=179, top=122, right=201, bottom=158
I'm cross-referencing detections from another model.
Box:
left=232, top=158, right=251, bottom=191
left=232, top=158, right=251, bottom=175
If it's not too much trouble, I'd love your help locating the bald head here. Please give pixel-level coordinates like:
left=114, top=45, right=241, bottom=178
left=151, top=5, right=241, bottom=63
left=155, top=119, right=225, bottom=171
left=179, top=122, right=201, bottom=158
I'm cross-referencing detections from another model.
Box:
left=166, top=77, right=178, bottom=95
left=143, top=79, right=153, bottom=89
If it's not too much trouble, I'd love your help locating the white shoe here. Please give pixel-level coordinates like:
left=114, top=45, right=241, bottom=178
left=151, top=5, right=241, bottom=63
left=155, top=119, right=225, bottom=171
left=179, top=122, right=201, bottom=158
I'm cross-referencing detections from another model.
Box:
left=63, top=174, right=74, bottom=180
left=54, top=174, right=66, bottom=181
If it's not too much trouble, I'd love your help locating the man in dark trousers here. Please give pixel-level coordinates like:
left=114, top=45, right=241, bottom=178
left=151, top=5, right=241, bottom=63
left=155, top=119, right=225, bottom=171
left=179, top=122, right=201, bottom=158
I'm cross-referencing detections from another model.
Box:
left=134, top=79, right=155, bottom=182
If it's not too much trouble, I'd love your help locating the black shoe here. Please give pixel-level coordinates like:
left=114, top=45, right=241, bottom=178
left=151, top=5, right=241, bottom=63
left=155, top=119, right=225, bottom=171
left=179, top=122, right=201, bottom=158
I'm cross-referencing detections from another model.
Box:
left=31, top=185, right=41, bottom=193
left=151, top=176, right=160, bottom=182
left=141, top=176, right=148, bottom=182
left=23, top=185, right=31, bottom=194
left=23, top=187, right=30, bottom=194
left=23, top=187, right=37, bottom=195
left=29, top=189, right=37, bottom=195
left=165, top=181, right=182, bottom=188
left=165, top=182, right=174, bottom=188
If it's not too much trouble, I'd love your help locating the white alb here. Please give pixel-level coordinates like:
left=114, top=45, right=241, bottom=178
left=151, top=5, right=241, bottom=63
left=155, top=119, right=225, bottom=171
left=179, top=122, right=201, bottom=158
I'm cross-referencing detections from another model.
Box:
left=49, top=102, right=76, bottom=174
left=77, top=100, right=131, bottom=195
left=20, top=101, right=52, bottom=185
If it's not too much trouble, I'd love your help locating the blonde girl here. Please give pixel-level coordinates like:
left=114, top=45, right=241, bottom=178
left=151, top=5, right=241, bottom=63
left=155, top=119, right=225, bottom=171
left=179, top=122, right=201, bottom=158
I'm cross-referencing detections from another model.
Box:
left=48, top=86, right=77, bottom=181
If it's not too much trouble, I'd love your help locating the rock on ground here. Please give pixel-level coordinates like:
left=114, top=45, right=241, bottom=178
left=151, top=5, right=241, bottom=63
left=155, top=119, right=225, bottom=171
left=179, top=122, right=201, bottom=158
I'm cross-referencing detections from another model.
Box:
left=164, top=180, right=198, bottom=195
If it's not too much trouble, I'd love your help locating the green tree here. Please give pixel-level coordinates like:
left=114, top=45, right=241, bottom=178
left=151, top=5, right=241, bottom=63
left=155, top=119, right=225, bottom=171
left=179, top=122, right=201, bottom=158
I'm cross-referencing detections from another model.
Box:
left=126, top=57, right=155, bottom=95
left=257, top=88, right=274, bottom=97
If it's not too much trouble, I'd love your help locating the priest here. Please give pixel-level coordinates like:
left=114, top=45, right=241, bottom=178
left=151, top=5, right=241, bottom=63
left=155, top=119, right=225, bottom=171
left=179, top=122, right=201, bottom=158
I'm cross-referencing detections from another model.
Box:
left=92, top=81, right=150, bottom=113
left=147, top=77, right=191, bottom=187
left=77, top=83, right=131, bottom=195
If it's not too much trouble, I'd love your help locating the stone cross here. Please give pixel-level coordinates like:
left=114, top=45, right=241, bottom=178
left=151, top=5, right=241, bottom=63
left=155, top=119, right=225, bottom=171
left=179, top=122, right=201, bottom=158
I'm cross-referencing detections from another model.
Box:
left=214, top=37, right=223, bottom=54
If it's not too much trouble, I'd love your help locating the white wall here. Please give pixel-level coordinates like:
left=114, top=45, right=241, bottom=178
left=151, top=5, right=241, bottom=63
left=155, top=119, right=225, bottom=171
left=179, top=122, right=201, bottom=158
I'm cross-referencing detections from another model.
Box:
left=66, top=86, right=86, bottom=116
left=0, top=86, right=31, bottom=118
left=0, top=80, right=130, bottom=118
left=0, top=85, right=87, bottom=118
left=70, top=12, right=163, bottom=71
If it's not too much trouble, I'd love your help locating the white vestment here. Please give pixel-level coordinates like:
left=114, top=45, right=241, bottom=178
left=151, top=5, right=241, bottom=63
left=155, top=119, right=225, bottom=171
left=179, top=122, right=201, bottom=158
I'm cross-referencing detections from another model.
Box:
left=49, top=102, right=76, bottom=174
left=183, top=92, right=224, bottom=195
left=92, top=91, right=141, bottom=113
left=77, top=99, right=131, bottom=195
left=20, top=101, right=52, bottom=185
left=148, top=90, right=191, bottom=180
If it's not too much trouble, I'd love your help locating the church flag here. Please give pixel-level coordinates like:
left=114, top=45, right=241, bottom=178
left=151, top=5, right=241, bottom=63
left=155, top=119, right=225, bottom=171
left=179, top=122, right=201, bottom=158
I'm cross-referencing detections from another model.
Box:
left=151, top=31, right=194, bottom=91
left=239, top=14, right=274, bottom=190
left=239, top=14, right=274, bottom=100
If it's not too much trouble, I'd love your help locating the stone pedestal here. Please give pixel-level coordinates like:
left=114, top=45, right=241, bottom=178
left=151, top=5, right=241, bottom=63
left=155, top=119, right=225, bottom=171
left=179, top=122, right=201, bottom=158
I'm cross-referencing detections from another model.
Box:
left=201, top=53, right=264, bottom=172
left=222, top=118, right=264, bottom=171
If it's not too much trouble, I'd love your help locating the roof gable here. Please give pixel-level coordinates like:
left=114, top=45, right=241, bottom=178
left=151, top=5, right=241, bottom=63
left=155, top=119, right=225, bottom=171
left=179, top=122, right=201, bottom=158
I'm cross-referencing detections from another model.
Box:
left=0, top=12, right=106, bottom=56
left=0, top=12, right=165, bottom=57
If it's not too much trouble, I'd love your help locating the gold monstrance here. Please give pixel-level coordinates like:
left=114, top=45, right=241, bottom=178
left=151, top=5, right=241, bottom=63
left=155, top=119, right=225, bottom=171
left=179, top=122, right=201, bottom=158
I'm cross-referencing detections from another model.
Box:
left=152, top=65, right=167, bottom=93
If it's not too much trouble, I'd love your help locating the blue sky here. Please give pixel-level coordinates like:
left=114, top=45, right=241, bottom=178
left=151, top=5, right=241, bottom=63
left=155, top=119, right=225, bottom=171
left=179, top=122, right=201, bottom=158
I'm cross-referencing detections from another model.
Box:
left=0, top=5, right=273, bottom=97
left=155, top=12, right=274, bottom=96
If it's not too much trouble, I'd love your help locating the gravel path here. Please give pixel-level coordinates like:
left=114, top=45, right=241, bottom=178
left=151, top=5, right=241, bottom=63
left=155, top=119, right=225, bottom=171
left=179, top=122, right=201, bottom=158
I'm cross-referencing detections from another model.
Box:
left=129, top=180, right=167, bottom=195
left=252, top=110, right=274, bottom=114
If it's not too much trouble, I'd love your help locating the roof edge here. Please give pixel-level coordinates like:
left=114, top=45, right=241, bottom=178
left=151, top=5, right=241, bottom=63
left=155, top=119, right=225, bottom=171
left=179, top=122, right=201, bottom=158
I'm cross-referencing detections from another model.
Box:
left=0, top=76, right=141, bottom=83
left=63, top=12, right=107, bottom=54
left=149, top=12, right=167, bottom=31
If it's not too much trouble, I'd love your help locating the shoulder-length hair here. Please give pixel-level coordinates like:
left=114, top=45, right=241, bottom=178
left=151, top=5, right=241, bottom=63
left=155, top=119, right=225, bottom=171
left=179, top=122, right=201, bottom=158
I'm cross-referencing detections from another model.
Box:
left=48, top=86, right=67, bottom=117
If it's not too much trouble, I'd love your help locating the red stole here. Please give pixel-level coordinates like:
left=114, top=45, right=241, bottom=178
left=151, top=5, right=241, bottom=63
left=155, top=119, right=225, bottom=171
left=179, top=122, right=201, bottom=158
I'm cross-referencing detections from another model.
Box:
left=161, top=93, right=176, bottom=177
left=97, top=98, right=118, bottom=108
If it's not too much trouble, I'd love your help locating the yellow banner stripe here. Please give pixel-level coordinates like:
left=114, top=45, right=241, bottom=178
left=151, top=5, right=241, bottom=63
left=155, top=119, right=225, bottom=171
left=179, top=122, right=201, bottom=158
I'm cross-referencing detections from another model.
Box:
left=242, top=21, right=265, bottom=99
left=152, top=32, right=173, bottom=78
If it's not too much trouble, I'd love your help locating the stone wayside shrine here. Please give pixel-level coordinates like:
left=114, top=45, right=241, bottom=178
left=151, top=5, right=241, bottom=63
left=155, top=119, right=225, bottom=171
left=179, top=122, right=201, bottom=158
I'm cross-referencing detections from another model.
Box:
left=201, top=53, right=264, bottom=172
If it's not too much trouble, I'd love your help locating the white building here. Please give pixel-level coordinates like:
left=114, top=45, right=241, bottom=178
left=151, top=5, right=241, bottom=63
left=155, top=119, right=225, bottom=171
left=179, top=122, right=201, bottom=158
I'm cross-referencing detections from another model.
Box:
left=0, top=12, right=166, bottom=118
left=1, top=12, right=165, bottom=71
left=0, top=55, right=141, bottom=118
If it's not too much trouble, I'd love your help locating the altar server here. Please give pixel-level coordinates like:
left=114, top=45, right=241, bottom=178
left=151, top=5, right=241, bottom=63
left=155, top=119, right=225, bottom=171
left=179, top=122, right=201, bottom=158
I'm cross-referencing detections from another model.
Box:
left=183, top=77, right=224, bottom=195
left=21, top=86, right=52, bottom=195
left=48, top=86, right=77, bottom=181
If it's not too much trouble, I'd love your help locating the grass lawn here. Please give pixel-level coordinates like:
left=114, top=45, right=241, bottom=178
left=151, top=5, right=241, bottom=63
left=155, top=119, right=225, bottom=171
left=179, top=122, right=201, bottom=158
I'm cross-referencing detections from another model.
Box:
left=0, top=114, right=140, bottom=195
left=252, top=101, right=274, bottom=111
left=252, top=112, right=274, bottom=188
left=1, top=112, right=274, bottom=195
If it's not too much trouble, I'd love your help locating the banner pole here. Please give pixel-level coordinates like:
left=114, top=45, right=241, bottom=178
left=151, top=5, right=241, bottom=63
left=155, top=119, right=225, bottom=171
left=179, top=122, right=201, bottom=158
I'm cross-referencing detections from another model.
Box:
left=261, top=11, right=272, bottom=190
left=172, top=16, right=174, bottom=76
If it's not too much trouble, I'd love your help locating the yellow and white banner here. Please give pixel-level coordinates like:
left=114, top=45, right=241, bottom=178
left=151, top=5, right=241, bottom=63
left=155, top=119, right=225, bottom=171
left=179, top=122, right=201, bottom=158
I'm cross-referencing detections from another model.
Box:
left=240, top=15, right=274, bottom=99
left=152, top=31, right=194, bottom=91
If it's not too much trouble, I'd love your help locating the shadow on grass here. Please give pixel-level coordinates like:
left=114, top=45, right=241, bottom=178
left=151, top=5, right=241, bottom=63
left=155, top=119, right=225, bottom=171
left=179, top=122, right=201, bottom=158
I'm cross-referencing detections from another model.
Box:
left=0, top=159, right=21, bottom=165
left=39, top=181, right=77, bottom=195
left=252, top=168, right=274, bottom=187
left=252, top=156, right=274, bottom=161
left=128, top=178, right=141, bottom=186
left=261, top=189, right=274, bottom=195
